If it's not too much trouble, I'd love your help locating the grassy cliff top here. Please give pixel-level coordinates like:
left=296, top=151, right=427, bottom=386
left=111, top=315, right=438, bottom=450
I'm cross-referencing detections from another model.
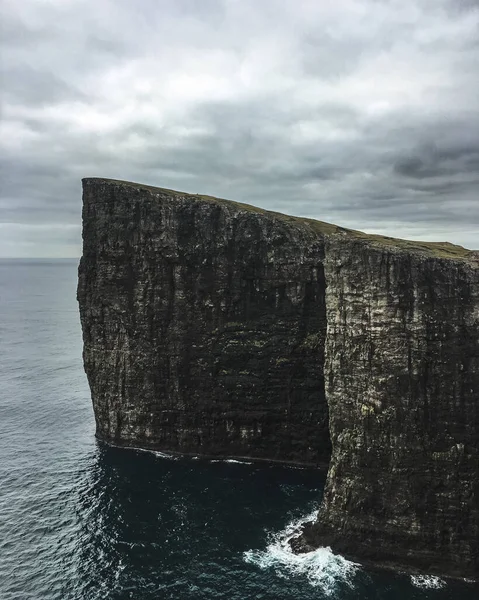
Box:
left=83, top=177, right=474, bottom=260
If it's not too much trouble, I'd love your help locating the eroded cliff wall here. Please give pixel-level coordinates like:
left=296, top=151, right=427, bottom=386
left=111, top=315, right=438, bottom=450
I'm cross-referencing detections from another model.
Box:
left=301, top=238, right=479, bottom=580
left=78, top=177, right=478, bottom=580
left=78, top=178, right=331, bottom=465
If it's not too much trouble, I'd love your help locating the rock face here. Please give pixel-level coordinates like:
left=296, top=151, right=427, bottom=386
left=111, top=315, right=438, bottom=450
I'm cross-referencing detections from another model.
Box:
left=78, top=178, right=332, bottom=466
left=294, top=238, right=479, bottom=581
left=78, top=178, right=478, bottom=580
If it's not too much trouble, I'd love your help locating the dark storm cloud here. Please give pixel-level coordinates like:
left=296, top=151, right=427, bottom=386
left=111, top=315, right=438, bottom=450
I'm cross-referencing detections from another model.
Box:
left=394, top=142, right=479, bottom=179
left=1, top=0, right=478, bottom=256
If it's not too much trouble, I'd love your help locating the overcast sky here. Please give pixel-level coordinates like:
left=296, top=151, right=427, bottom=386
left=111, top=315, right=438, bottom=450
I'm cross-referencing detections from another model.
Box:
left=1, top=0, right=478, bottom=257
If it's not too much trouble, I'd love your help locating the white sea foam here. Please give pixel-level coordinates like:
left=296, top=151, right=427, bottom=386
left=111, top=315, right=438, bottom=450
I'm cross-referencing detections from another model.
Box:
left=153, top=450, right=181, bottom=460
left=243, top=509, right=359, bottom=596
left=128, top=446, right=180, bottom=460
left=209, top=458, right=252, bottom=464
left=410, top=574, right=446, bottom=589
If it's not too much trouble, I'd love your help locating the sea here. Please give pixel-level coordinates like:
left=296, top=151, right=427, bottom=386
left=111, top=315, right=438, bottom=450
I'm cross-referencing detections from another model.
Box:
left=0, top=258, right=477, bottom=600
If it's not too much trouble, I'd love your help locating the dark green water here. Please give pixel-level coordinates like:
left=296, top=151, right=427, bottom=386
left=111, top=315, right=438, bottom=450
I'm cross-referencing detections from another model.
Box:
left=0, top=259, right=477, bottom=599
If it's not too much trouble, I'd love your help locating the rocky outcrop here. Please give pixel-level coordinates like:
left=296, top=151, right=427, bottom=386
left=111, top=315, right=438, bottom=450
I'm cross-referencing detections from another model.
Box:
left=78, top=178, right=478, bottom=580
left=78, top=178, right=332, bottom=465
left=292, top=239, right=479, bottom=581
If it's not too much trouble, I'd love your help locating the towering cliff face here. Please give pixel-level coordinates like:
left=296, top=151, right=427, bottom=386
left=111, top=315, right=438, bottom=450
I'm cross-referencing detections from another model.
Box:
left=294, top=239, right=479, bottom=580
left=78, top=178, right=332, bottom=465
left=78, top=178, right=478, bottom=581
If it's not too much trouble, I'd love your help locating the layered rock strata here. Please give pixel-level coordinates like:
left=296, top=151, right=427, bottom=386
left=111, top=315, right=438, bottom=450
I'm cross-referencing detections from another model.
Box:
left=78, top=178, right=332, bottom=465
left=293, top=238, right=479, bottom=581
left=78, top=178, right=478, bottom=580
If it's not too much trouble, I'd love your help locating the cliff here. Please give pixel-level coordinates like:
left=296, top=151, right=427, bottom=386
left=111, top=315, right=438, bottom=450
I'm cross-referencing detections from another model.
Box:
left=78, top=177, right=478, bottom=581
left=292, top=238, right=479, bottom=581
left=77, top=178, right=333, bottom=466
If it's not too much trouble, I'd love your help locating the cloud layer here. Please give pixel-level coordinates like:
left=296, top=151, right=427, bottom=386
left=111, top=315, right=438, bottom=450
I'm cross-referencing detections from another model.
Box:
left=1, top=0, right=478, bottom=256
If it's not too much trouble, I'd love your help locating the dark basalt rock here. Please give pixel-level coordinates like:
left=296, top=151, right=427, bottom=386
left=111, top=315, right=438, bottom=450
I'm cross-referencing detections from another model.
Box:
left=78, top=177, right=478, bottom=581
left=305, top=238, right=479, bottom=581
left=78, top=178, right=332, bottom=466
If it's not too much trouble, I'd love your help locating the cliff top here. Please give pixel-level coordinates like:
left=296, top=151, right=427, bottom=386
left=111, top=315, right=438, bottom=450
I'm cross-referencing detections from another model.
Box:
left=83, top=177, right=475, bottom=261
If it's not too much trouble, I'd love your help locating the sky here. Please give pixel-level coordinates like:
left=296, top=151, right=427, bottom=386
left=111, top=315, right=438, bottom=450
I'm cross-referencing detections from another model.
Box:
left=1, top=0, right=478, bottom=257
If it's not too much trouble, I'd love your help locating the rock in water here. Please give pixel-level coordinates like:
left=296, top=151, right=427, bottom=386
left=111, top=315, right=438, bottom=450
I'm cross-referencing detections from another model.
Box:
left=77, top=177, right=478, bottom=581
left=299, top=237, right=479, bottom=581
left=77, top=178, right=332, bottom=466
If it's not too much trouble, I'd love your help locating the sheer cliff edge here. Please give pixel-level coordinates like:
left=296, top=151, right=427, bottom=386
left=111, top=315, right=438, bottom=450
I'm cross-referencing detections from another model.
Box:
left=77, top=177, right=478, bottom=581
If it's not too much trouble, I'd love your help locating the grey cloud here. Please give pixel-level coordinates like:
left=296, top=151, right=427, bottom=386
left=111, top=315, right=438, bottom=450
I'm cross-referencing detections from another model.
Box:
left=0, top=0, right=478, bottom=257
left=394, top=139, right=479, bottom=179
left=2, top=66, right=86, bottom=107
left=0, top=11, right=50, bottom=48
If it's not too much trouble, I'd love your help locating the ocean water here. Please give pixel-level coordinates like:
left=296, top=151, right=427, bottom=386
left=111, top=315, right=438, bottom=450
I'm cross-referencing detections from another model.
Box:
left=0, top=259, right=476, bottom=600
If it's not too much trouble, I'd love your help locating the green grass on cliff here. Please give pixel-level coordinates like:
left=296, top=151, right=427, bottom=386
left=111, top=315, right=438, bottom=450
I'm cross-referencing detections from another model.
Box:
left=84, top=178, right=473, bottom=260
left=349, top=231, right=471, bottom=259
